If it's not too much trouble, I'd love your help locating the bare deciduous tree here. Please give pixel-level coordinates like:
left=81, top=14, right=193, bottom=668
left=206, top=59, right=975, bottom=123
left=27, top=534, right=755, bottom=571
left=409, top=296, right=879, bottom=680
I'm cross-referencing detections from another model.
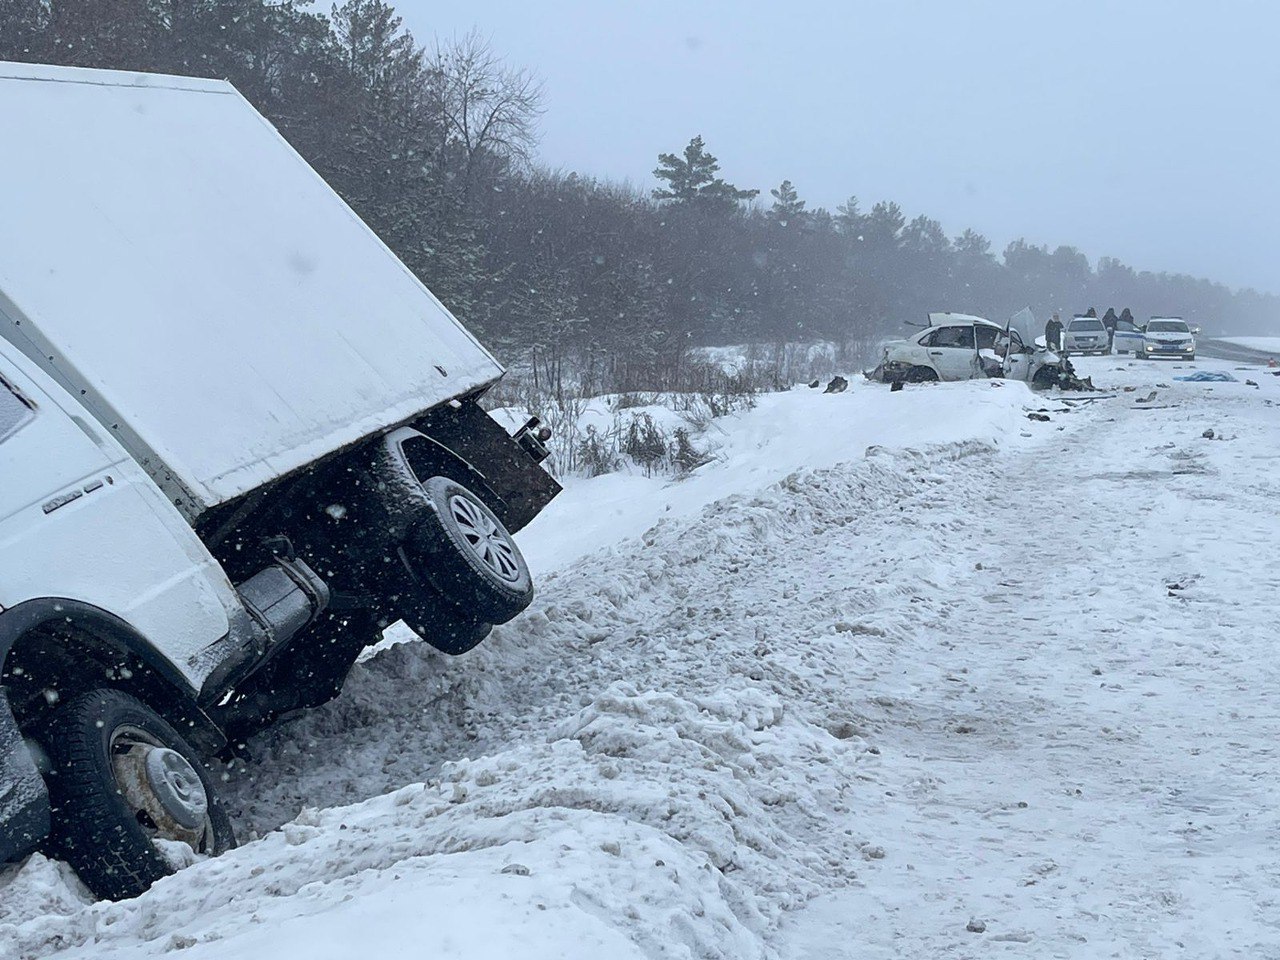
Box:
left=428, top=30, right=543, bottom=198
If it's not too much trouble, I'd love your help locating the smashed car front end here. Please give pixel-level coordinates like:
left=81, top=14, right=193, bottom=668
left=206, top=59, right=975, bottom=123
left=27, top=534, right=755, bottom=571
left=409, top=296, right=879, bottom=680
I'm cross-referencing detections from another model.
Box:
left=868, top=339, right=915, bottom=383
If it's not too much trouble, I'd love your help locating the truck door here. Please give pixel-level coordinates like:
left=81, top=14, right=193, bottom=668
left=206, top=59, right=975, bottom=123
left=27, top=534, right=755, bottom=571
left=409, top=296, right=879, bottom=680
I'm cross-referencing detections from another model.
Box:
left=0, top=352, right=233, bottom=690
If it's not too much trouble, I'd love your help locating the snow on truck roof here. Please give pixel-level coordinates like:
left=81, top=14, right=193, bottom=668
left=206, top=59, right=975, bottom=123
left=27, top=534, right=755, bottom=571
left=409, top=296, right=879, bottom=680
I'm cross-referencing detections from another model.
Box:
left=0, top=61, right=503, bottom=516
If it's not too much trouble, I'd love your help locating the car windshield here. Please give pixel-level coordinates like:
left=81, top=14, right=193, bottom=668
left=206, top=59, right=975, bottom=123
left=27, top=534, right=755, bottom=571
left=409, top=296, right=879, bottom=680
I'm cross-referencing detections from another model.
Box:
left=1068, top=319, right=1104, bottom=331
left=1147, top=320, right=1190, bottom=333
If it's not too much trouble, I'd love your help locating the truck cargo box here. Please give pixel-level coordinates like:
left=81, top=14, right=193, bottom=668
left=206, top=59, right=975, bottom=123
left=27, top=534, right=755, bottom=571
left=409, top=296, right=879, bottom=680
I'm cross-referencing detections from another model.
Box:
left=0, top=62, right=504, bottom=520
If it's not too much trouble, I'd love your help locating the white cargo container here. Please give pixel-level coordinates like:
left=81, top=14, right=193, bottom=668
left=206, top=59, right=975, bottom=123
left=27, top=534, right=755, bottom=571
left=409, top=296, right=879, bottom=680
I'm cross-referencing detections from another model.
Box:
left=0, top=62, right=558, bottom=900
left=0, top=61, right=506, bottom=518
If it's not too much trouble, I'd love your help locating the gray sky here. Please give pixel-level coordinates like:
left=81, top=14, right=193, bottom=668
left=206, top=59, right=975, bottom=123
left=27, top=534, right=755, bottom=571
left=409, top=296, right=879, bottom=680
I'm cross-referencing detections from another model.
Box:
left=397, top=0, right=1279, bottom=294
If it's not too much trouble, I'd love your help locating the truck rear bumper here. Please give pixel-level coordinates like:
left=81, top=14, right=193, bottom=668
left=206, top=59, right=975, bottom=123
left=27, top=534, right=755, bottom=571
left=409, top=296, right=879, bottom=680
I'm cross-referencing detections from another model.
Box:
left=0, top=687, right=50, bottom=863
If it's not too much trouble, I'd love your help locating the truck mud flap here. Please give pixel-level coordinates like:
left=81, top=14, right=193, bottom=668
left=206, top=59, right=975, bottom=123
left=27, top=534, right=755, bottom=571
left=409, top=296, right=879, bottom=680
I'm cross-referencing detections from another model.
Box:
left=0, top=687, right=50, bottom=863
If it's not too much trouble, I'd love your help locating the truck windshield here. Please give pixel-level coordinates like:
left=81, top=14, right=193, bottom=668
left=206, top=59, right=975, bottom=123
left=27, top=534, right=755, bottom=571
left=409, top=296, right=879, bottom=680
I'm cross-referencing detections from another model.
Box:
left=1147, top=320, right=1189, bottom=333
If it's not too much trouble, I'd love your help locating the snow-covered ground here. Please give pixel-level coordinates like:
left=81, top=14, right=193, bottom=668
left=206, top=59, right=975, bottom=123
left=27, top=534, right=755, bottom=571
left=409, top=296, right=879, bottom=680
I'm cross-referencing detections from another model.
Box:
left=5, top=354, right=1280, bottom=958
left=1220, top=336, right=1280, bottom=353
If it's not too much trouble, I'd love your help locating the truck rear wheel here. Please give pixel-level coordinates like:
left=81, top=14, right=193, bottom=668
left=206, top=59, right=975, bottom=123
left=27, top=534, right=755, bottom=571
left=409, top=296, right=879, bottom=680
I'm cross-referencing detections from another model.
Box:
left=40, top=689, right=234, bottom=901
left=403, top=476, right=534, bottom=625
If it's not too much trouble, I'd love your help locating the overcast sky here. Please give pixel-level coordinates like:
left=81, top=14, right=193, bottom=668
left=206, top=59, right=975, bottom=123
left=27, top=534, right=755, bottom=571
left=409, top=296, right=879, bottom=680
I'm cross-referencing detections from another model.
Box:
left=396, top=0, right=1279, bottom=295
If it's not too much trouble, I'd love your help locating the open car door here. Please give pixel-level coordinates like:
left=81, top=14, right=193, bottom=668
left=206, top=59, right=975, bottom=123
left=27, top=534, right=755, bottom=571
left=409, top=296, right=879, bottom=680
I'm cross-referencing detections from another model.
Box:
left=1000, top=308, right=1037, bottom=382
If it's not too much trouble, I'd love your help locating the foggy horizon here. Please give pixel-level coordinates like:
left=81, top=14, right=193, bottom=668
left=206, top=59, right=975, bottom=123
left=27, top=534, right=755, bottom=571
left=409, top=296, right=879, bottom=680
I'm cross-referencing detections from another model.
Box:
left=401, top=0, right=1280, bottom=299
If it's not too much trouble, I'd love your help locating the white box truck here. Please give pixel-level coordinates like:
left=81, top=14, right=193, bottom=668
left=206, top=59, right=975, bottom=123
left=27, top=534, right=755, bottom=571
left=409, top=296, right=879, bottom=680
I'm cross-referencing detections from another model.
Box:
left=0, top=62, right=559, bottom=899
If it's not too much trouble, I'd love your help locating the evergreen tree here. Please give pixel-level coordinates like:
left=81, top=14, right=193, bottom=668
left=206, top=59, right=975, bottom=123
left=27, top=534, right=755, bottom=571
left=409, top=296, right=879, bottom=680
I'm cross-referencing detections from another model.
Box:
left=652, top=135, right=758, bottom=212
left=768, top=179, right=806, bottom=226
left=834, top=196, right=863, bottom=236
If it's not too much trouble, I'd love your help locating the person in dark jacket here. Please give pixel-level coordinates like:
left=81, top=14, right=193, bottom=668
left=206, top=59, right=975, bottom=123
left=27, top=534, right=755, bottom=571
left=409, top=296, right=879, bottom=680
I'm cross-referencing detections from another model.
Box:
left=1045, top=313, right=1064, bottom=351
left=1101, top=307, right=1119, bottom=351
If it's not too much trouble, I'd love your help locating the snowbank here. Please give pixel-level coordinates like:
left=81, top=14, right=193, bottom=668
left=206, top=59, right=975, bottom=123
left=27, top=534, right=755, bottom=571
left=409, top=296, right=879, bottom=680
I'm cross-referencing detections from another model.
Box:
left=0, top=377, right=1051, bottom=959
left=518, top=378, right=1040, bottom=576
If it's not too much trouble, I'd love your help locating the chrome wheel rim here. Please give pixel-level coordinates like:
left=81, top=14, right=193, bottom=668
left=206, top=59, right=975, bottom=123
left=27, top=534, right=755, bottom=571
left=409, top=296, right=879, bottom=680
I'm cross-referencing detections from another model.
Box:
left=448, top=494, right=521, bottom=583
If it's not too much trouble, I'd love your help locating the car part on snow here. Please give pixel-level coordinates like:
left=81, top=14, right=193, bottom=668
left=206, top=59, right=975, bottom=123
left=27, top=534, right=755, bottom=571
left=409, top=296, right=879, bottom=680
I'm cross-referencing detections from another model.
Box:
left=40, top=689, right=235, bottom=901
left=824, top=376, right=849, bottom=394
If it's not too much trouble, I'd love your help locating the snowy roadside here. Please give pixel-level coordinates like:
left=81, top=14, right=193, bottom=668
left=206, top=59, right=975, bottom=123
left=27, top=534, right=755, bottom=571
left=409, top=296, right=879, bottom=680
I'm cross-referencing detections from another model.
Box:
left=1, top=376, right=1049, bottom=959
left=7, top=357, right=1280, bottom=959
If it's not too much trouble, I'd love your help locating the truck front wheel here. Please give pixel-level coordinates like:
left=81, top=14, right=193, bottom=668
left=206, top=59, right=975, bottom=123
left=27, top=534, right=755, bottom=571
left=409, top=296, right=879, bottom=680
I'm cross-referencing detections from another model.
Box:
left=40, top=689, right=234, bottom=901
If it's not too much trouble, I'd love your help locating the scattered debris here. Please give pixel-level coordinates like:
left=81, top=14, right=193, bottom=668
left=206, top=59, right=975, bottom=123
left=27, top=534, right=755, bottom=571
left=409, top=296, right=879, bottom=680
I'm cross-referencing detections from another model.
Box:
left=808, top=378, right=820, bottom=389
left=1246, top=379, right=1259, bottom=387
left=966, top=919, right=987, bottom=934
left=824, top=375, right=849, bottom=394
left=1026, top=413, right=1051, bottom=422
left=1135, top=391, right=1158, bottom=403
left=1202, top=428, right=1216, bottom=439
left=1123, top=386, right=1137, bottom=392
left=890, top=381, right=904, bottom=393
left=501, top=863, right=531, bottom=876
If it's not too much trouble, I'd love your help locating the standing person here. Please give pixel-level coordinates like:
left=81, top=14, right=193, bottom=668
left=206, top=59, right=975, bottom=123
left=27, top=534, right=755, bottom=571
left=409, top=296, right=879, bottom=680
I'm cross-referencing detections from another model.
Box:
left=1085, top=306, right=1098, bottom=318
left=1102, top=307, right=1119, bottom=352
left=1045, top=312, right=1063, bottom=351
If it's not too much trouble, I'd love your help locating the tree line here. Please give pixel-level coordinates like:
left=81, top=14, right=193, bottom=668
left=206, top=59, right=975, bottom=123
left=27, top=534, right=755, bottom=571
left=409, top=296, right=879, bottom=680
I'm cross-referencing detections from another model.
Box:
left=3, top=0, right=1276, bottom=385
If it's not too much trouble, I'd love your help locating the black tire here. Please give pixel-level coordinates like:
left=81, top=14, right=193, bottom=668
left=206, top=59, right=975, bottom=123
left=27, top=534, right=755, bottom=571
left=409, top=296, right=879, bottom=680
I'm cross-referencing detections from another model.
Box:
left=403, top=476, right=533, bottom=625
left=393, top=569, right=495, bottom=655
left=40, top=690, right=234, bottom=901
left=905, top=365, right=939, bottom=383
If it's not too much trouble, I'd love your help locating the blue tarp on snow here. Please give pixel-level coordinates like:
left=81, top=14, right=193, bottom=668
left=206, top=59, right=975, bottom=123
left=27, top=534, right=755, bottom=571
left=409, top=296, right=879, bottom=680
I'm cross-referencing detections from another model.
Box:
left=1174, top=371, right=1237, bottom=382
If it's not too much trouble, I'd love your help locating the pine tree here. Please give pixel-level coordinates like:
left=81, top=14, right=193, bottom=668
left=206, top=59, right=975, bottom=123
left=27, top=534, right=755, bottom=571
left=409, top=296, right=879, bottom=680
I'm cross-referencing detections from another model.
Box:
left=834, top=196, right=862, bottom=236
left=652, top=136, right=758, bottom=212
left=768, top=180, right=806, bottom=226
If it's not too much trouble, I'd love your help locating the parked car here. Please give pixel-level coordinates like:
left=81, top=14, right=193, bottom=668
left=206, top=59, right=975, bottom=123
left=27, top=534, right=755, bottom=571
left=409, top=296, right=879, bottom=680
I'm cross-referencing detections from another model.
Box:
left=1138, top=317, right=1198, bottom=360
left=1062, top=316, right=1110, bottom=355
left=1110, top=318, right=1146, bottom=354
left=873, top=310, right=1070, bottom=388
left=0, top=62, right=559, bottom=899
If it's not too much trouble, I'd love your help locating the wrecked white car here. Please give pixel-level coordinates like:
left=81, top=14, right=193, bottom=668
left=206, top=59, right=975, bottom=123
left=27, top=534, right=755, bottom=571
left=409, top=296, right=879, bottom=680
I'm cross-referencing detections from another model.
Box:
left=872, top=309, right=1078, bottom=389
